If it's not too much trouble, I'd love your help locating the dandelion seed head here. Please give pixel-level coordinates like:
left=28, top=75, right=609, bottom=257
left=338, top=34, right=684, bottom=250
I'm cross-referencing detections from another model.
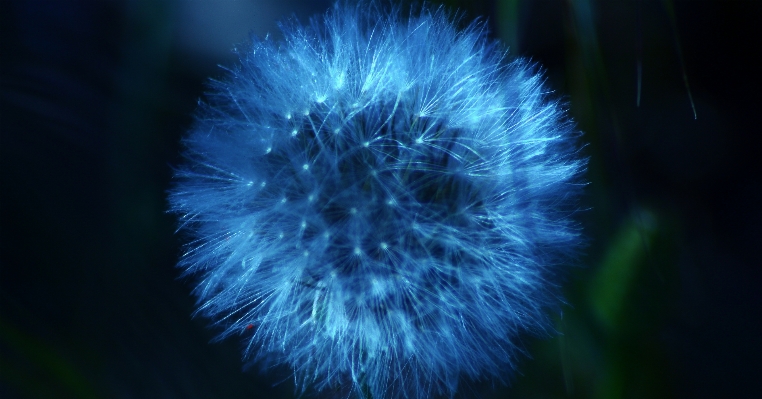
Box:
left=169, top=2, right=586, bottom=399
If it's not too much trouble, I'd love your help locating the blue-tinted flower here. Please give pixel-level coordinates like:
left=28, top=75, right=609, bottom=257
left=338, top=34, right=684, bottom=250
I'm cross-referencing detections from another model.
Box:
left=169, top=2, right=585, bottom=398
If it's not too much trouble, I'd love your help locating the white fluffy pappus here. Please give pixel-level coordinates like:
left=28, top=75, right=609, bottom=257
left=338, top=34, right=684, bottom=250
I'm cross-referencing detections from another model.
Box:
left=169, top=2, right=586, bottom=398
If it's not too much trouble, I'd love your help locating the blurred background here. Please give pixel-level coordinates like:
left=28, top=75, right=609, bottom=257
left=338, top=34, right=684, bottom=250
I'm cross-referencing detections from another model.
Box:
left=1, top=0, right=760, bottom=398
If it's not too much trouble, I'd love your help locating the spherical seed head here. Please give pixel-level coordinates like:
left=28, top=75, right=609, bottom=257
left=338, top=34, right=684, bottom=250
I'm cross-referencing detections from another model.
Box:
left=169, top=2, right=586, bottom=399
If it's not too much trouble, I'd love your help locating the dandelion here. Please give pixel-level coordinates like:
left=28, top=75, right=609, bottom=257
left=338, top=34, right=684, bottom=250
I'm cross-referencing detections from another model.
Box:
left=169, top=2, right=585, bottom=398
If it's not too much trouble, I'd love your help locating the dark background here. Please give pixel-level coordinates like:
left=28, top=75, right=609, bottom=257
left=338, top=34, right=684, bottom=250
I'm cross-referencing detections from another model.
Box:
left=1, top=0, right=760, bottom=398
